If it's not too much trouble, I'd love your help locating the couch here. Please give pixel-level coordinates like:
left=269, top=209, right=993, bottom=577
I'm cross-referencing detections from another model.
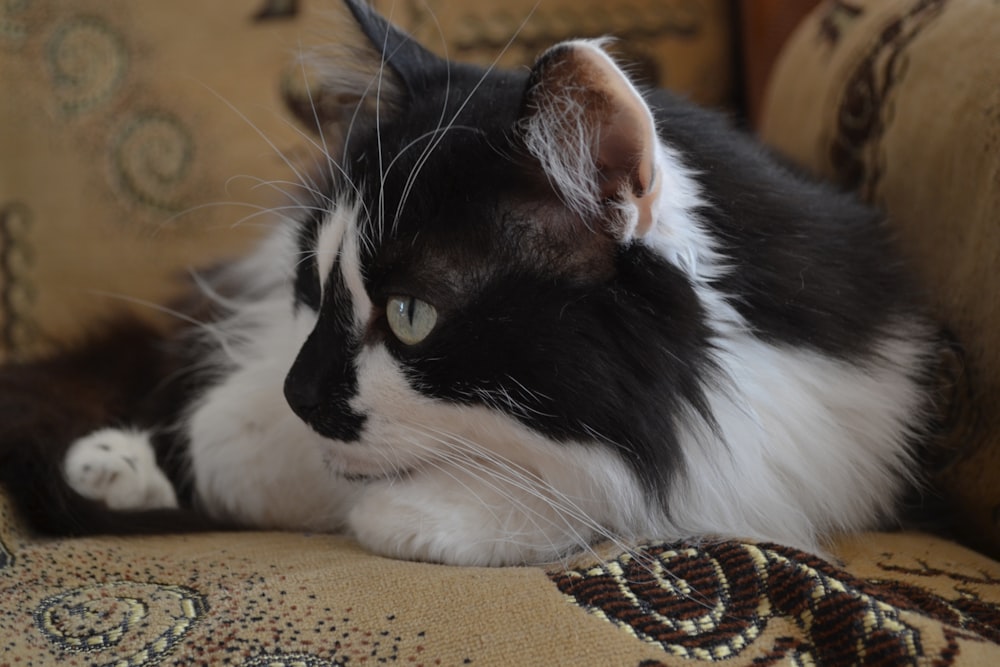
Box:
left=1, top=1, right=998, bottom=664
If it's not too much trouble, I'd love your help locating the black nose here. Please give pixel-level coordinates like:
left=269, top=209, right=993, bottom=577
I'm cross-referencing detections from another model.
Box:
left=283, top=362, right=367, bottom=442
left=283, top=367, right=321, bottom=421
left=283, top=315, right=367, bottom=442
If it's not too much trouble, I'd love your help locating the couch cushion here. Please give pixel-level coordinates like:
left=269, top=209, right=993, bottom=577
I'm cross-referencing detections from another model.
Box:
left=2, top=491, right=999, bottom=665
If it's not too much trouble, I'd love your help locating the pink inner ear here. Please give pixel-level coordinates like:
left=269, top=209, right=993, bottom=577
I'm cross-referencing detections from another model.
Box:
left=523, top=42, right=660, bottom=237
left=582, top=49, right=659, bottom=236
left=592, top=70, right=656, bottom=199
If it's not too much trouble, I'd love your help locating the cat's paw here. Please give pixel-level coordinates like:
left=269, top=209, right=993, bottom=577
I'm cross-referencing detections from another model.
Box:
left=348, top=470, right=579, bottom=566
left=347, top=486, right=507, bottom=566
left=63, top=428, right=179, bottom=511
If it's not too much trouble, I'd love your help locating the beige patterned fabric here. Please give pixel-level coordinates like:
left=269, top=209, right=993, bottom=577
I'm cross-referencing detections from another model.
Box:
left=1, top=0, right=309, bottom=358
left=1, top=490, right=999, bottom=665
left=3, top=1, right=1000, bottom=665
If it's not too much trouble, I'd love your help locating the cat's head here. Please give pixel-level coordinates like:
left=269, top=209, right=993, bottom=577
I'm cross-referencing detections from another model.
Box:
left=281, top=0, right=714, bottom=498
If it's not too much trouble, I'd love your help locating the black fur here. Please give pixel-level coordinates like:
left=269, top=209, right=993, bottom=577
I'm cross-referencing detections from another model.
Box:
left=644, top=88, right=922, bottom=357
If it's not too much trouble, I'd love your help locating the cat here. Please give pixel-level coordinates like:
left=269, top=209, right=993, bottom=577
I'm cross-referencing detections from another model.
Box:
left=0, top=0, right=942, bottom=567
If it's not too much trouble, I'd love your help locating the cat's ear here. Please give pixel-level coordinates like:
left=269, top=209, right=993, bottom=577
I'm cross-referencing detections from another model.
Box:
left=341, top=0, right=444, bottom=96
left=519, top=41, right=661, bottom=238
left=290, top=1, right=444, bottom=143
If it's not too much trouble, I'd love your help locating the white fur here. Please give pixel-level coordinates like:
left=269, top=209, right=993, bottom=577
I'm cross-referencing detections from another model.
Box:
left=184, top=219, right=363, bottom=531
left=178, top=172, right=930, bottom=562
left=608, top=107, right=930, bottom=553
left=659, top=329, right=930, bottom=552
left=64, top=428, right=178, bottom=510
left=619, top=102, right=930, bottom=553
left=315, top=211, right=346, bottom=298
left=521, top=90, right=601, bottom=220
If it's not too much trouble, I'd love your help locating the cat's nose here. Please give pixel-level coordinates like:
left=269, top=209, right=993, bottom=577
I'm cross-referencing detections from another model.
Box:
left=283, top=369, right=367, bottom=442
left=283, top=321, right=367, bottom=442
left=283, top=373, right=320, bottom=421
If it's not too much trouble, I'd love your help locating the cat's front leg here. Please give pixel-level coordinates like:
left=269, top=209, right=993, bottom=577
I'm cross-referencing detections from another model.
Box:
left=63, top=428, right=178, bottom=510
left=347, top=463, right=594, bottom=566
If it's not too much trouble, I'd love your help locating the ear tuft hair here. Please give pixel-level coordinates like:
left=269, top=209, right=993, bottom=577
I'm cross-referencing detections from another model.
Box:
left=519, top=40, right=661, bottom=238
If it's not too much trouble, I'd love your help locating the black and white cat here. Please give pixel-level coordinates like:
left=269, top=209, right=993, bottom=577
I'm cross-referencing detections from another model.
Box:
left=0, top=1, right=941, bottom=566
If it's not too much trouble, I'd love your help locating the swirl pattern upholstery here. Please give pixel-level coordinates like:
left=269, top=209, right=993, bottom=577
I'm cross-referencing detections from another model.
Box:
left=1, top=1, right=999, bottom=664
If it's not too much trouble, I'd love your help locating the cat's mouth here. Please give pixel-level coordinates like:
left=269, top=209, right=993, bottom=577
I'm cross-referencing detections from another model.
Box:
left=338, top=469, right=414, bottom=484
left=319, top=446, right=416, bottom=483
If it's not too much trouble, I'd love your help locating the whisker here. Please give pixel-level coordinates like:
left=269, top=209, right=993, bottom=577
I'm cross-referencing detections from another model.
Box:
left=397, top=423, right=632, bottom=568
left=291, top=248, right=321, bottom=271
left=401, top=422, right=719, bottom=607
left=294, top=39, right=341, bottom=196
left=381, top=125, right=480, bottom=185
left=154, top=200, right=284, bottom=231
left=373, top=1, right=399, bottom=243
left=153, top=190, right=313, bottom=236
left=283, top=50, right=374, bottom=227
left=238, top=175, right=329, bottom=203
left=398, top=430, right=586, bottom=563
left=188, top=270, right=243, bottom=312
left=389, top=1, right=453, bottom=233
left=194, top=82, right=325, bottom=207
left=228, top=204, right=326, bottom=230
left=82, top=289, right=239, bottom=362
left=391, top=4, right=539, bottom=232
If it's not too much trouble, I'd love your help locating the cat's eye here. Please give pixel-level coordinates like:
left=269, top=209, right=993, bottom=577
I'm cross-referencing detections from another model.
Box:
left=386, top=296, right=437, bottom=345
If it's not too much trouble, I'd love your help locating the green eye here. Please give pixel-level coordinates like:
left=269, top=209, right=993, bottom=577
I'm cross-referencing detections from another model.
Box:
left=386, top=295, right=437, bottom=345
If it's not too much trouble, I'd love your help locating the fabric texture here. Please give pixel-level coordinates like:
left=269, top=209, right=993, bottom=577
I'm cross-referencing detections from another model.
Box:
left=2, top=490, right=1000, bottom=665
left=2, top=0, right=1000, bottom=665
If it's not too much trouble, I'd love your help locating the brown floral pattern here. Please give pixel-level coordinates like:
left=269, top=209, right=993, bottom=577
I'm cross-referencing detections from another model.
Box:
left=552, top=541, right=1000, bottom=664
left=830, top=0, right=947, bottom=198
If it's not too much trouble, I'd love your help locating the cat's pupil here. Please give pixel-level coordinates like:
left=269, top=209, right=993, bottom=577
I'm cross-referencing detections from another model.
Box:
left=386, top=295, right=437, bottom=346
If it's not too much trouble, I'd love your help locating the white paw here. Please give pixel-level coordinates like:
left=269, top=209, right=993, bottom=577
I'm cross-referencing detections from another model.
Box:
left=63, top=428, right=179, bottom=511
left=347, top=484, right=498, bottom=566
left=348, top=467, right=586, bottom=566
